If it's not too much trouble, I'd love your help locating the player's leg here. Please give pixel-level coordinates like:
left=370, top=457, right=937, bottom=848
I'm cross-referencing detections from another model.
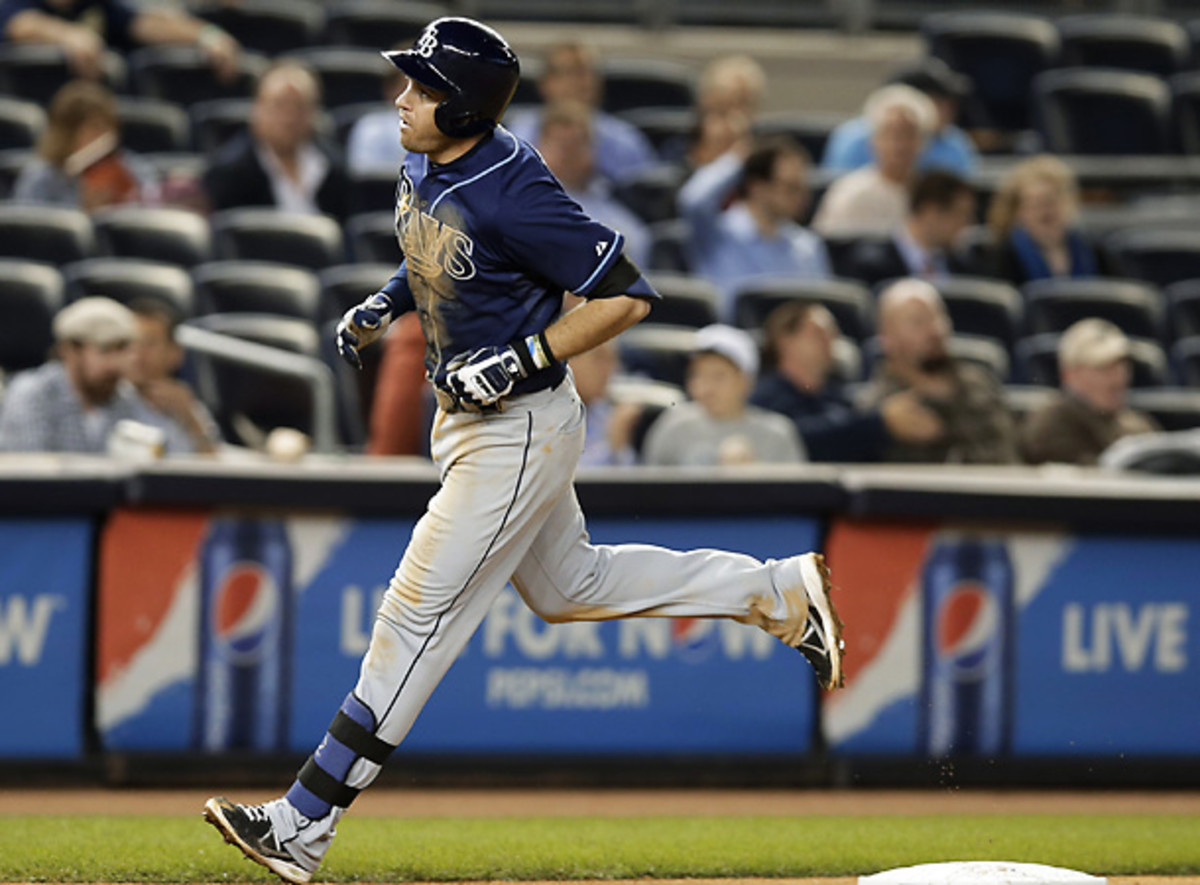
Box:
left=511, top=484, right=843, bottom=688
left=205, top=387, right=586, bottom=881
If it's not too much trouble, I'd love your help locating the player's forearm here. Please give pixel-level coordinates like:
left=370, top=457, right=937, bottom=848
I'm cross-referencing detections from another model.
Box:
left=6, top=10, right=81, bottom=43
left=130, top=7, right=208, bottom=45
left=544, top=295, right=650, bottom=362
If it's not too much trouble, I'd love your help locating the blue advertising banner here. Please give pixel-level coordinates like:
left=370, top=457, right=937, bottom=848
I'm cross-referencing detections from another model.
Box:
left=0, top=518, right=91, bottom=757
left=291, top=516, right=820, bottom=755
left=1014, top=534, right=1200, bottom=756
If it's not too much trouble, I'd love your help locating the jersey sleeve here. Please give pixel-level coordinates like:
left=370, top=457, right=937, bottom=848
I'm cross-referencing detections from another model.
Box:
left=498, top=177, right=628, bottom=298
left=379, top=260, right=416, bottom=316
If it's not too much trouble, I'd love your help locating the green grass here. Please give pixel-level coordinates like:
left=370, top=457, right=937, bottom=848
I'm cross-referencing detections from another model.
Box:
left=0, top=815, right=1198, bottom=881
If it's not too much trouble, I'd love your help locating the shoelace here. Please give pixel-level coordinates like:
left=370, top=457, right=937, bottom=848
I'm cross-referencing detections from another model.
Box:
left=243, top=804, right=271, bottom=824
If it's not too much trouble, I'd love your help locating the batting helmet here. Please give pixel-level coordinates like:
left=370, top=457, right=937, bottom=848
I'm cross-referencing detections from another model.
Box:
left=382, top=17, right=520, bottom=139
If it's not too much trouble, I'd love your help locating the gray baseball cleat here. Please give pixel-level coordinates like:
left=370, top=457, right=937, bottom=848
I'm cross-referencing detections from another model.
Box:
left=203, top=796, right=315, bottom=885
left=796, top=553, right=845, bottom=690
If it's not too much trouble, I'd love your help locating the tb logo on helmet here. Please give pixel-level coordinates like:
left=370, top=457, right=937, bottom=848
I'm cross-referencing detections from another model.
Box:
left=415, top=26, right=439, bottom=58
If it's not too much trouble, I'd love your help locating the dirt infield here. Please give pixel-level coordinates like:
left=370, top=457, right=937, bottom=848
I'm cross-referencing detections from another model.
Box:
left=6, top=787, right=1200, bottom=818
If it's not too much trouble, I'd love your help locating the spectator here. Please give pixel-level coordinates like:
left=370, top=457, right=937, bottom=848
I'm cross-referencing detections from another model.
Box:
left=643, top=324, right=805, bottom=466
left=751, top=301, right=944, bottom=462
left=822, top=58, right=978, bottom=177
left=569, top=338, right=641, bottom=467
left=687, top=54, right=766, bottom=169
left=537, top=100, right=650, bottom=268
left=812, top=85, right=936, bottom=239
left=985, top=154, right=1100, bottom=287
left=204, top=59, right=350, bottom=220
left=13, top=79, right=158, bottom=210
left=505, top=41, right=657, bottom=184
left=345, top=44, right=407, bottom=177
left=366, top=314, right=428, bottom=457
left=843, top=170, right=975, bottom=287
left=679, top=135, right=830, bottom=320
left=127, top=299, right=220, bottom=455
left=0, top=0, right=239, bottom=82
left=0, top=297, right=199, bottom=454
left=1020, top=318, right=1159, bottom=466
left=858, top=279, right=1017, bottom=463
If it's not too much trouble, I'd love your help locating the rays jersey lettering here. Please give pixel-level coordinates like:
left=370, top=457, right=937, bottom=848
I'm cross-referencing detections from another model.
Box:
left=381, top=128, right=653, bottom=394
left=395, top=170, right=476, bottom=282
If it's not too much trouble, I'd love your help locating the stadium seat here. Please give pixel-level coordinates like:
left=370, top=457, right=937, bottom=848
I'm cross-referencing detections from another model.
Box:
left=318, top=263, right=397, bottom=324
left=0, top=97, right=44, bottom=151
left=285, top=47, right=391, bottom=109
left=0, top=259, right=63, bottom=374
left=1105, top=228, right=1200, bottom=288
left=616, top=107, right=696, bottom=162
left=186, top=313, right=325, bottom=444
left=0, top=149, right=31, bottom=199
left=931, top=276, right=1023, bottom=349
left=1166, top=280, right=1200, bottom=341
left=752, top=111, right=850, bottom=165
left=611, top=164, right=686, bottom=224
left=1057, top=15, right=1190, bottom=76
left=92, top=205, right=212, bottom=268
left=189, top=98, right=254, bottom=156
left=210, top=209, right=345, bottom=271
left=322, top=0, right=446, bottom=49
left=1169, top=71, right=1200, bottom=154
left=130, top=46, right=266, bottom=106
left=601, top=59, right=696, bottom=114
left=732, top=277, right=874, bottom=341
left=617, top=323, right=698, bottom=388
left=1033, top=68, right=1172, bottom=155
left=922, top=11, right=1060, bottom=132
left=1016, top=332, right=1169, bottom=387
left=825, top=234, right=887, bottom=280
left=646, top=219, right=691, bottom=274
left=0, top=43, right=125, bottom=103
left=1171, top=336, right=1200, bottom=385
left=346, top=211, right=401, bottom=264
left=0, top=204, right=93, bottom=264
left=349, top=170, right=399, bottom=215
left=1126, top=387, right=1200, bottom=431
left=193, top=0, right=322, bottom=57
left=1022, top=278, right=1165, bottom=340
left=193, top=260, right=322, bottom=322
left=643, top=273, right=719, bottom=328
left=115, top=98, right=191, bottom=154
left=64, top=258, right=195, bottom=318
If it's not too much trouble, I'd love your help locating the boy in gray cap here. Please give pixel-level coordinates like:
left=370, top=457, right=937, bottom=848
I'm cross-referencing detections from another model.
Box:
left=0, top=296, right=201, bottom=454
left=643, top=324, right=805, bottom=466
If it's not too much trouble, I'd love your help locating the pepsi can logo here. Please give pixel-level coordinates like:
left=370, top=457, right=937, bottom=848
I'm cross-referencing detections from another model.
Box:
left=213, top=563, right=278, bottom=663
left=936, top=581, right=999, bottom=680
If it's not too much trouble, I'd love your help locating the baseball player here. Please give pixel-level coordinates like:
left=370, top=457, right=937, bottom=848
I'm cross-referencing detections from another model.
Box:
left=204, top=17, right=844, bottom=884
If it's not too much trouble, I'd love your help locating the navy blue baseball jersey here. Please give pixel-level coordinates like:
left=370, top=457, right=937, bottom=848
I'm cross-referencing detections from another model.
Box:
left=380, top=125, right=657, bottom=394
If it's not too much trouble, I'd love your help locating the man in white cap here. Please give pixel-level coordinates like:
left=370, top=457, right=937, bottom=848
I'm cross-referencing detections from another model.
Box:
left=0, top=296, right=200, bottom=454
left=643, top=324, right=805, bottom=466
left=1020, top=318, right=1159, bottom=465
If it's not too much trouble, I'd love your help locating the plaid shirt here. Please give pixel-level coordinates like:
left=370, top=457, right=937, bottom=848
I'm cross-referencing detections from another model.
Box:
left=0, top=361, right=198, bottom=455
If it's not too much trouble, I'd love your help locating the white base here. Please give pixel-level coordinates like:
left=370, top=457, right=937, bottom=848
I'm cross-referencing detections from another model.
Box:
left=859, top=861, right=1106, bottom=885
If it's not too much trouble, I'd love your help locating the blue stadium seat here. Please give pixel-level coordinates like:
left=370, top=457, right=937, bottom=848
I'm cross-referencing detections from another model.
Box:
left=0, top=259, right=63, bottom=374
left=643, top=273, right=719, bottom=328
left=193, top=260, right=322, bottom=322
left=732, top=277, right=874, bottom=340
left=210, top=209, right=345, bottom=271
left=0, top=204, right=93, bottom=264
left=92, top=206, right=212, bottom=268
left=1022, top=278, right=1165, bottom=340
left=1034, top=68, right=1172, bottom=155
left=64, top=258, right=195, bottom=318
left=1058, top=15, right=1190, bottom=76
left=0, top=97, right=44, bottom=151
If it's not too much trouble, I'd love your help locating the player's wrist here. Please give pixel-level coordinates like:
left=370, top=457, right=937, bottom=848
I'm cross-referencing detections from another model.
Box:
left=509, top=331, right=555, bottom=378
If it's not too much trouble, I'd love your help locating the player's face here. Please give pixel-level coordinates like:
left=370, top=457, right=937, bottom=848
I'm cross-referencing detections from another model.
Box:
left=62, top=339, right=132, bottom=406
left=687, top=352, right=750, bottom=422
left=395, top=76, right=455, bottom=159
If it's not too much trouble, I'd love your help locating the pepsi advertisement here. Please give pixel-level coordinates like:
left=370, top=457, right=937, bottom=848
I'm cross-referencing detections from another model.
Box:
left=97, top=510, right=819, bottom=755
left=0, top=518, right=92, bottom=758
left=824, top=521, right=1200, bottom=757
